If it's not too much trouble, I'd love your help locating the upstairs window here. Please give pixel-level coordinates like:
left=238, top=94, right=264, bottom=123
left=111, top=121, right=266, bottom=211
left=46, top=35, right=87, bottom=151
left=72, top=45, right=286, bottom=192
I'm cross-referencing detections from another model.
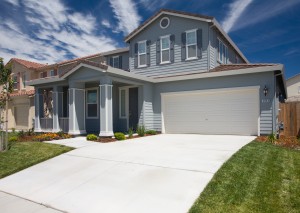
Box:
left=138, top=41, right=147, bottom=67
left=218, top=39, right=228, bottom=64
left=160, top=35, right=170, bottom=63
left=186, top=30, right=197, bottom=59
left=50, top=70, right=55, bottom=76
left=86, top=89, right=98, bottom=118
left=13, top=75, right=18, bottom=90
left=113, top=56, right=119, bottom=68
left=22, top=73, right=26, bottom=88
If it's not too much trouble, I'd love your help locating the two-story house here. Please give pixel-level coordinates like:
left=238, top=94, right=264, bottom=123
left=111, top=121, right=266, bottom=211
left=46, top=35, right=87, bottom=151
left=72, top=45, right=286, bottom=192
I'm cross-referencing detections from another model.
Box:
left=2, top=58, right=45, bottom=130
left=27, top=9, right=286, bottom=136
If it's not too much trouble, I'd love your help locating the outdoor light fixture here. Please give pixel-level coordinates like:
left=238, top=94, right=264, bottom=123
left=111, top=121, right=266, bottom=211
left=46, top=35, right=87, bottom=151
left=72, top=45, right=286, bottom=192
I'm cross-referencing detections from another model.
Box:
left=263, top=85, right=268, bottom=96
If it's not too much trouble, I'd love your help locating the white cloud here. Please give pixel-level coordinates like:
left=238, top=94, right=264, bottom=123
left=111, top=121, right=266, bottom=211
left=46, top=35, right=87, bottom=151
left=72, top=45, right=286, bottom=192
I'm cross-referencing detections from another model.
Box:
left=138, top=0, right=169, bottom=11
left=109, top=0, right=142, bottom=34
left=4, top=0, right=19, bottom=7
left=231, top=0, right=300, bottom=31
left=0, top=0, right=118, bottom=64
left=221, top=0, right=253, bottom=33
left=101, top=19, right=111, bottom=28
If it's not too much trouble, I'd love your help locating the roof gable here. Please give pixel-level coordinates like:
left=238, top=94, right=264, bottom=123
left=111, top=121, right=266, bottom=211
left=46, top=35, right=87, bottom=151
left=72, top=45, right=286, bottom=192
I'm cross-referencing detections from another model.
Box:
left=8, top=58, right=46, bottom=69
left=124, top=9, right=213, bottom=42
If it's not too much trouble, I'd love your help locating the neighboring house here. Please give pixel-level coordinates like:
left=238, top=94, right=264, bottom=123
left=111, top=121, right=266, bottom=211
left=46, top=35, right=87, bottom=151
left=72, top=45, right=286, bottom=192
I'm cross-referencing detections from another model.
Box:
left=27, top=9, right=286, bottom=136
left=1, top=58, right=45, bottom=130
left=286, top=73, right=300, bottom=102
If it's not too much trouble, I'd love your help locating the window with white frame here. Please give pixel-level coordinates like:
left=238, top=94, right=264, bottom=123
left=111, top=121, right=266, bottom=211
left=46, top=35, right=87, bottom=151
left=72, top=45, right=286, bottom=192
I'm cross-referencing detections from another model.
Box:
left=86, top=89, right=98, bottom=118
left=50, top=70, right=55, bottom=76
left=22, top=73, right=26, bottom=88
left=119, top=89, right=127, bottom=118
left=218, top=39, right=228, bottom=64
left=112, top=56, right=119, bottom=68
left=13, top=75, right=18, bottom=90
left=138, top=41, right=147, bottom=67
left=161, top=35, right=170, bottom=63
left=186, top=30, right=197, bottom=59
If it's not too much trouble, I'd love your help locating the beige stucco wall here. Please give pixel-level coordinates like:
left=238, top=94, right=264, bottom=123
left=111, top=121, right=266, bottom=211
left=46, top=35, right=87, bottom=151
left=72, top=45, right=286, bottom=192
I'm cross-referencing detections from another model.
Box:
left=0, top=61, right=37, bottom=130
left=287, top=74, right=300, bottom=98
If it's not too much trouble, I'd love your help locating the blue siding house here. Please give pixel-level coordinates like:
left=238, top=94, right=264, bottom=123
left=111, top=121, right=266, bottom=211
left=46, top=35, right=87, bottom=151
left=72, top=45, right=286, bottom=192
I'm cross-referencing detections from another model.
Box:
left=28, top=9, right=286, bottom=136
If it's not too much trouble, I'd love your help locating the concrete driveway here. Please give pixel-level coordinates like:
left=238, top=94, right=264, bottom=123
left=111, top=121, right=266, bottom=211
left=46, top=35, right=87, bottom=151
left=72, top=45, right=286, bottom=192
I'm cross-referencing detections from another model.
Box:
left=0, top=134, right=255, bottom=213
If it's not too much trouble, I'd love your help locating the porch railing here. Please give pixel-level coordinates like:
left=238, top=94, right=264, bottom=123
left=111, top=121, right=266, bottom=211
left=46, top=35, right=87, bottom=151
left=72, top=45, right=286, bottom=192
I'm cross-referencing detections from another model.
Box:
left=40, top=118, right=53, bottom=131
left=59, top=117, right=69, bottom=133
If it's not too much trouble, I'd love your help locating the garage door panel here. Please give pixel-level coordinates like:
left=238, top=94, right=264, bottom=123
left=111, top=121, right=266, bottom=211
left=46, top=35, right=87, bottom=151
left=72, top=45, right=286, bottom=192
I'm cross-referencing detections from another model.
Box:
left=163, top=88, right=259, bottom=135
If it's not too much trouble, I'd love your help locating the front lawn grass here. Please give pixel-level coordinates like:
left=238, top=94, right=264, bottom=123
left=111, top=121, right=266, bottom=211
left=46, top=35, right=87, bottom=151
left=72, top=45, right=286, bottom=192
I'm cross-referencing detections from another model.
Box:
left=189, top=141, right=300, bottom=213
left=0, top=142, right=73, bottom=179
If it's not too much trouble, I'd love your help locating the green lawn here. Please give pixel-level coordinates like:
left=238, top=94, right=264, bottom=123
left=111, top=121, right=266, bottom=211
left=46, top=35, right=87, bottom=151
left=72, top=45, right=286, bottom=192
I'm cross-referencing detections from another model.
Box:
left=189, top=141, right=300, bottom=213
left=0, top=142, right=73, bottom=179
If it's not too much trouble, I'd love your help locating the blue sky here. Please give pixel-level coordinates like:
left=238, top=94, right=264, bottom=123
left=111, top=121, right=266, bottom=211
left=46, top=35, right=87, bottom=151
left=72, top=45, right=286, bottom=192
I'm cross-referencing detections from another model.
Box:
left=0, top=0, right=299, bottom=78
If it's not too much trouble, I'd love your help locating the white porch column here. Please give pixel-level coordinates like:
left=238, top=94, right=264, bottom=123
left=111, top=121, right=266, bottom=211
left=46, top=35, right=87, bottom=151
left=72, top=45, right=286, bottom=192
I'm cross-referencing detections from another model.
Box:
left=52, top=86, right=63, bottom=132
left=99, top=83, right=113, bottom=137
left=68, top=82, right=86, bottom=135
left=34, top=88, right=42, bottom=132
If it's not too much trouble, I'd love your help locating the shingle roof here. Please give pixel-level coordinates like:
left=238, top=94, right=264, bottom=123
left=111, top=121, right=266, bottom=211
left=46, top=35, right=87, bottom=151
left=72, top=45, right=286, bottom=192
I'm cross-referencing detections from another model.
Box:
left=209, top=64, right=279, bottom=72
left=153, top=64, right=279, bottom=79
left=10, top=90, right=35, bottom=97
left=59, top=59, right=108, bottom=78
left=10, top=58, right=46, bottom=69
left=57, top=53, right=102, bottom=65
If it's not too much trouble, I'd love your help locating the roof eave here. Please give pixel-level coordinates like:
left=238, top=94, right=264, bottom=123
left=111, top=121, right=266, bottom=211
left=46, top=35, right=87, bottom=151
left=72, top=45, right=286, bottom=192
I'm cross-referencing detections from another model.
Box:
left=124, top=10, right=213, bottom=43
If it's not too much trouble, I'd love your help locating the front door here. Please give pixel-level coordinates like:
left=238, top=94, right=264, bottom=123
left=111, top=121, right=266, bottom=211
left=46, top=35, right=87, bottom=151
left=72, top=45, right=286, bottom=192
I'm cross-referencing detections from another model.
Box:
left=129, top=87, right=138, bottom=130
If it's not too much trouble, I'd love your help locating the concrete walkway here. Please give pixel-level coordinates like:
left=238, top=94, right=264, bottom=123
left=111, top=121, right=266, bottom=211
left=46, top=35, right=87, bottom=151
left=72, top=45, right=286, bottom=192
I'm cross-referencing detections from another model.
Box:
left=44, top=136, right=96, bottom=148
left=0, top=134, right=255, bottom=213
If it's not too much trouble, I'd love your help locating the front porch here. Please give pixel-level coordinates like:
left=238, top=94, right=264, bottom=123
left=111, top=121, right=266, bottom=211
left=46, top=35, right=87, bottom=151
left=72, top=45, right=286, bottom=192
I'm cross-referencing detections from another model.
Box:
left=34, top=80, right=144, bottom=136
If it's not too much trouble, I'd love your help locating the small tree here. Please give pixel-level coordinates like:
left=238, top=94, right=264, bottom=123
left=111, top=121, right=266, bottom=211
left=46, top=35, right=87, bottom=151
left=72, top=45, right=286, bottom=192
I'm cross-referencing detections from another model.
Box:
left=0, top=58, right=13, bottom=151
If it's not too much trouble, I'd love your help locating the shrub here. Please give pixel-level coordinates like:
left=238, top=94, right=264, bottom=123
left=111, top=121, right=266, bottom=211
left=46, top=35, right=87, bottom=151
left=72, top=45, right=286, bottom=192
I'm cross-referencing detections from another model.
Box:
left=137, top=125, right=146, bottom=137
left=11, top=128, right=15, bottom=133
left=33, top=133, right=60, bottom=142
left=86, top=134, right=97, bottom=141
left=128, top=128, right=134, bottom=138
left=114, top=132, right=126, bottom=140
left=18, top=130, right=25, bottom=138
left=267, top=133, right=276, bottom=143
left=8, top=136, right=18, bottom=143
left=145, top=130, right=157, bottom=135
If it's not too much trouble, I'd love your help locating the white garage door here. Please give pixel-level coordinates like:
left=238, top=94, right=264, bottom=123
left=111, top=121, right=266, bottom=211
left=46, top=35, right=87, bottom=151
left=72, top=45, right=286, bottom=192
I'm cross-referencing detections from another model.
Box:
left=162, top=87, right=259, bottom=135
left=15, top=106, right=29, bottom=129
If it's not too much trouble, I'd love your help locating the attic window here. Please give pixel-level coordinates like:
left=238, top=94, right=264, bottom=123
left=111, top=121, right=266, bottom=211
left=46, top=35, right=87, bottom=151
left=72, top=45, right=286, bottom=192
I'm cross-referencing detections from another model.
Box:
left=160, top=17, right=170, bottom=29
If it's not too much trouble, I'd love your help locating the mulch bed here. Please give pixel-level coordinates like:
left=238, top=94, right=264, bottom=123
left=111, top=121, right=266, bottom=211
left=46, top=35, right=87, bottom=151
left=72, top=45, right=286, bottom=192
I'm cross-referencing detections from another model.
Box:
left=94, top=133, right=159, bottom=143
left=256, top=135, right=300, bottom=149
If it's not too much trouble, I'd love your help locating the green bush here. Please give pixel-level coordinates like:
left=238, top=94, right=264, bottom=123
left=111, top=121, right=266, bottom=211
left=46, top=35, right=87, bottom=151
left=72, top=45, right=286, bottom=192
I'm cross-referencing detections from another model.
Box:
left=114, top=132, right=126, bottom=140
left=17, top=130, right=25, bottom=138
left=137, top=125, right=146, bottom=137
left=267, top=133, right=276, bottom=143
left=128, top=128, right=134, bottom=138
left=86, top=134, right=97, bottom=141
left=8, top=136, right=18, bottom=143
left=145, top=130, right=157, bottom=135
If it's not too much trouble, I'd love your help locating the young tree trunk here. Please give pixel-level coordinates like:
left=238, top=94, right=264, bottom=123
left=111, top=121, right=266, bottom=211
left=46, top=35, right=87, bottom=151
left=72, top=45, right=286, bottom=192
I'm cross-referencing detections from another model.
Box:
left=5, top=86, right=8, bottom=151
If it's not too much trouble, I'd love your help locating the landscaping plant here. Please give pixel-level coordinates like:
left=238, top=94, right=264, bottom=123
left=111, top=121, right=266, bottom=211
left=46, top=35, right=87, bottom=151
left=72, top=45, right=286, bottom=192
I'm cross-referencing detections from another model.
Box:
left=128, top=128, right=134, bottom=138
left=145, top=130, right=157, bottom=135
left=137, top=125, right=146, bottom=137
left=114, top=132, right=126, bottom=140
left=86, top=134, right=97, bottom=141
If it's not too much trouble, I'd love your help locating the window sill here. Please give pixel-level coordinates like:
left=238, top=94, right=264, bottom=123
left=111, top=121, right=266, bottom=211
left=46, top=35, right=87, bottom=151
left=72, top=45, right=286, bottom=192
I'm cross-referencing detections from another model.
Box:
left=119, top=116, right=127, bottom=119
left=137, top=65, right=147, bottom=68
left=160, top=61, right=171, bottom=65
left=185, top=57, right=198, bottom=61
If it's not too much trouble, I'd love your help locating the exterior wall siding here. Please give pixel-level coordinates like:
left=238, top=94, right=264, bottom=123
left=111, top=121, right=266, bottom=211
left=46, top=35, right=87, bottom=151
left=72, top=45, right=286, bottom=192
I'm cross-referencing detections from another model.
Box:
left=105, top=52, right=129, bottom=71
left=129, top=15, right=209, bottom=77
left=150, top=72, right=276, bottom=135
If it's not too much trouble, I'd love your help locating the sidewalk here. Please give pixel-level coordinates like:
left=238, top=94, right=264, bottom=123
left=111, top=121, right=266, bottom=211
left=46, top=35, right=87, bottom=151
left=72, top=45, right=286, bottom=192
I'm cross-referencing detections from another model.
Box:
left=44, top=136, right=96, bottom=148
left=0, top=191, right=63, bottom=213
